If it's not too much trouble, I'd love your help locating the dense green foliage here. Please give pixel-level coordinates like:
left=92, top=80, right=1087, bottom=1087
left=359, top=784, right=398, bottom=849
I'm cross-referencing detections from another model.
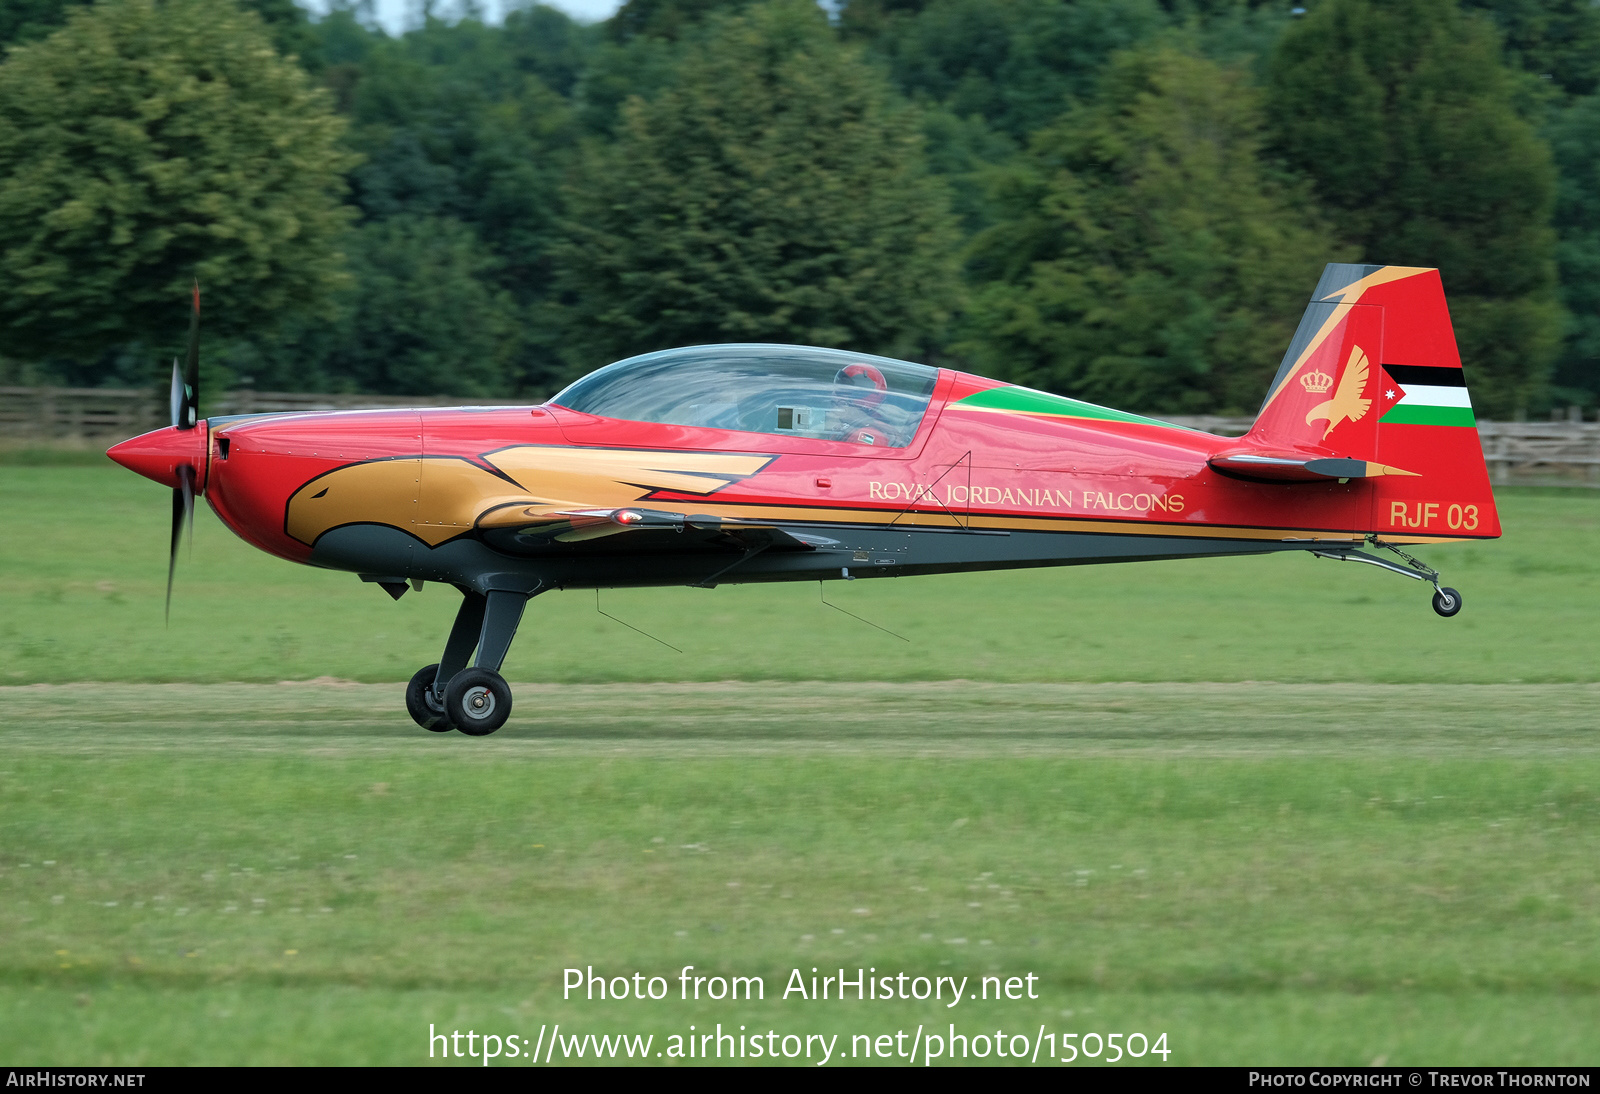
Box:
left=1268, top=0, right=1562, bottom=416
left=0, top=0, right=91, bottom=48
left=1462, top=0, right=1600, bottom=95
left=235, top=215, right=523, bottom=395
left=851, top=0, right=1167, bottom=141
left=556, top=2, right=960, bottom=367
left=1548, top=93, right=1600, bottom=406
left=963, top=48, right=1348, bottom=414
left=240, top=8, right=584, bottom=393
left=0, top=0, right=317, bottom=63
left=0, top=0, right=356, bottom=363
left=2, top=0, right=1597, bottom=414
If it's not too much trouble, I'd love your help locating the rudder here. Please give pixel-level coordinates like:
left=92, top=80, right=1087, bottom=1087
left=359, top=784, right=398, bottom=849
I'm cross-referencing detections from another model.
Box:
left=1246, top=263, right=1500, bottom=541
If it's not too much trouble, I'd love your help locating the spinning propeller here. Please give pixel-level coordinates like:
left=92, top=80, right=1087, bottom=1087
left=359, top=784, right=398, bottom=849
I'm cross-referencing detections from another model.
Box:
left=167, top=281, right=202, bottom=619
left=106, top=281, right=209, bottom=622
left=171, top=281, right=201, bottom=430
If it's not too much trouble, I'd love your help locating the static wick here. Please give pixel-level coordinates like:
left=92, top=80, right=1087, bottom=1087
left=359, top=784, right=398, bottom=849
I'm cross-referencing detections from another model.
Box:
left=818, top=581, right=910, bottom=642
left=595, top=588, right=682, bottom=653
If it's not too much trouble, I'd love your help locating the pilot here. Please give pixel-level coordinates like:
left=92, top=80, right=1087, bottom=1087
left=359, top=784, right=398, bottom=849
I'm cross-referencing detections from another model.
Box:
left=830, top=363, right=892, bottom=445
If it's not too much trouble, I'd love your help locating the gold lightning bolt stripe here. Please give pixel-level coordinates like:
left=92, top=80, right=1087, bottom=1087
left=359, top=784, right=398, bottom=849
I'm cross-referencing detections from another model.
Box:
left=1260, top=266, right=1429, bottom=414
left=286, top=446, right=774, bottom=548
left=484, top=446, right=772, bottom=501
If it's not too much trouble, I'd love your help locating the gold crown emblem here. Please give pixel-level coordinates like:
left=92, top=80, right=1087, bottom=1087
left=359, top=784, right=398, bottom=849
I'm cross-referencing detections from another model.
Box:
left=1300, top=369, right=1333, bottom=394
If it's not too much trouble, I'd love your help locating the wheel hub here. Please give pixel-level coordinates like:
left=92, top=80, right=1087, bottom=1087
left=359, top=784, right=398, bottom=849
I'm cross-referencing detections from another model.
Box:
left=463, top=686, right=495, bottom=718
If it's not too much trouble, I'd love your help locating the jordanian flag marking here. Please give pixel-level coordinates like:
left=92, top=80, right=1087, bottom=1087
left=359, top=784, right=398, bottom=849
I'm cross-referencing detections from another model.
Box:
left=1379, top=365, right=1475, bottom=427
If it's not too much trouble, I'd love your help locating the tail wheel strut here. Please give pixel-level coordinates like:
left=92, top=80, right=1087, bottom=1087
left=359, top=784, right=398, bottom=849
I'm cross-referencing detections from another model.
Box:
left=1311, top=541, right=1462, bottom=617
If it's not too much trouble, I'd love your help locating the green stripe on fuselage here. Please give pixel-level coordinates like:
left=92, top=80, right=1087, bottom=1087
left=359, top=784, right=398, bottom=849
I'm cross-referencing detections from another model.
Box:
left=954, top=386, right=1195, bottom=429
left=1380, top=404, right=1477, bottom=427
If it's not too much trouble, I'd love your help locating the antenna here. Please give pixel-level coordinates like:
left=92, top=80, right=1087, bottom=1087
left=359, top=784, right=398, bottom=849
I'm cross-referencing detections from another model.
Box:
left=818, top=581, right=910, bottom=642
left=595, top=589, right=682, bottom=653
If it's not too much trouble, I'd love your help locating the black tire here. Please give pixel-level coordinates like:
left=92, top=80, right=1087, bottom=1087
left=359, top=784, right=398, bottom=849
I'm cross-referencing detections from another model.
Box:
left=1432, top=586, right=1463, bottom=617
left=443, top=667, right=512, bottom=736
left=405, top=664, right=454, bottom=732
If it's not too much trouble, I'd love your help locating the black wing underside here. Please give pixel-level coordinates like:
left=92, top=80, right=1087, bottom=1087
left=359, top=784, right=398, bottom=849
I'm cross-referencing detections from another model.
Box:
left=476, top=507, right=837, bottom=558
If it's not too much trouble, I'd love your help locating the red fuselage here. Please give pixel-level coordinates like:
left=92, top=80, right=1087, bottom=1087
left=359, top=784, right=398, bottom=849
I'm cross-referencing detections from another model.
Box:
left=108, top=360, right=1495, bottom=596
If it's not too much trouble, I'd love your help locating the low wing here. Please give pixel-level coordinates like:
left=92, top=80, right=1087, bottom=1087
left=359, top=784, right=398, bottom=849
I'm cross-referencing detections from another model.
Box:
left=475, top=504, right=837, bottom=556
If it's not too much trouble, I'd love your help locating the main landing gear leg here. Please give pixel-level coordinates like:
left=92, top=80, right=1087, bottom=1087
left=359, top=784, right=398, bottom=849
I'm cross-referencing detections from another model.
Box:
left=444, top=591, right=528, bottom=736
left=1310, top=542, right=1462, bottom=618
left=438, top=591, right=489, bottom=688
left=404, top=588, right=537, bottom=736
left=405, top=591, right=484, bottom=733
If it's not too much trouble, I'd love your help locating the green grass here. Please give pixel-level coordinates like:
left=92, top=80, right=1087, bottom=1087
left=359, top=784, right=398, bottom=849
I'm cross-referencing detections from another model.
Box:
left=1, top=465, right=1597, bottom=684
left=1, top=466, right=1597, bottom=1064
left=1, top=683, right=1597, bottom=1065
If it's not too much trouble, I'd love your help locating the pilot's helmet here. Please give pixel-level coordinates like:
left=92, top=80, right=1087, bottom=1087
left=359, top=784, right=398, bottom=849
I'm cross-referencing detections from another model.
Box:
left=833, top=363, right=888, bottom=399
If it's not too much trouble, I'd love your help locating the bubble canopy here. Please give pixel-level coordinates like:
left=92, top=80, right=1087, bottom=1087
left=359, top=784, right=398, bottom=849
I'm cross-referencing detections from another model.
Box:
left=551, top=344, right=941, bottom=448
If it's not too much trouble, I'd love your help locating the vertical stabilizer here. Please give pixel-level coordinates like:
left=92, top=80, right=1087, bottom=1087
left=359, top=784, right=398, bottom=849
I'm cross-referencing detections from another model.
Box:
left=1244, top=263, right=1500, bottom=540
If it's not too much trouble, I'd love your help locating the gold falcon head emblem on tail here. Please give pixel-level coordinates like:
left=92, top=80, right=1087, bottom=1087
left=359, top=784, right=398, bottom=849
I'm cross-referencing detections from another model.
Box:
left=1305, top=346, right=1372, bottom=439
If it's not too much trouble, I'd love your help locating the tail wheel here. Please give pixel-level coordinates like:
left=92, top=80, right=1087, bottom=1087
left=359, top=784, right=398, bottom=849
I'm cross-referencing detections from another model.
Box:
left=1432, top=587, right=1463, bottom=617
left=404, top=664, right=454, bottom=732
left=443, top=667, right=512, bottom=736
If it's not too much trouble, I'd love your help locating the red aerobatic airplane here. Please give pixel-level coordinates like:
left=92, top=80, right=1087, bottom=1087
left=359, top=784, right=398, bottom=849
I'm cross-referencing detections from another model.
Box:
left=110, top=263, right=1498, bottom=735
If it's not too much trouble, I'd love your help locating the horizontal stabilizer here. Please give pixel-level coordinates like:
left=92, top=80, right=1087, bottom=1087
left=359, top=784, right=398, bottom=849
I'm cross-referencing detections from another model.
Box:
left=1208, top=450, right=1418, bottom=483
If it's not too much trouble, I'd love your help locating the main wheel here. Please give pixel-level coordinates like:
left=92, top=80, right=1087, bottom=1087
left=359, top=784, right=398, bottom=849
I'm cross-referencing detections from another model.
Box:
left=443, top=667, right=512, bottom=736
left=405, top=664, right=454, bottom=732
left=1432, top=586, right=1463, bottom=617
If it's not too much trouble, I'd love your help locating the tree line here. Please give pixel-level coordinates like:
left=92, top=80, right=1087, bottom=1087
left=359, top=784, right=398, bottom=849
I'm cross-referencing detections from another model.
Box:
left=1, top=0, right=1596, bottom=419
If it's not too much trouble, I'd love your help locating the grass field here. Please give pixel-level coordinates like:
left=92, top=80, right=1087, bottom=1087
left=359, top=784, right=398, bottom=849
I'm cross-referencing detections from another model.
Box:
left=0, top=462, right=1597, bottom=1065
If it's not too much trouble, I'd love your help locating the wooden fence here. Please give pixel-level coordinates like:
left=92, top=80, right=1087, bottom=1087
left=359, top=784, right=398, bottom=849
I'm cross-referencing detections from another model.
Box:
left=0, top=387, right=494, bottom=447
left=0, top=385, right=165, bottom=445
left=3, top=386, right=1596, bottom=485
left=207, top=390, right=486, bottom=416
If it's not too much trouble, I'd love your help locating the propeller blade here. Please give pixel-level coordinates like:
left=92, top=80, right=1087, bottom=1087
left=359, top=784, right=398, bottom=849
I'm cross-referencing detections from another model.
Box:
left=178, top=280, right=200, bottom=430
left=182, top=461, right=194, bottom=553
left=166, top=464, right=195, bottom=623
left=166, top=487, right=182, bottom=623
left=169, top=358, right=184, bottom=429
